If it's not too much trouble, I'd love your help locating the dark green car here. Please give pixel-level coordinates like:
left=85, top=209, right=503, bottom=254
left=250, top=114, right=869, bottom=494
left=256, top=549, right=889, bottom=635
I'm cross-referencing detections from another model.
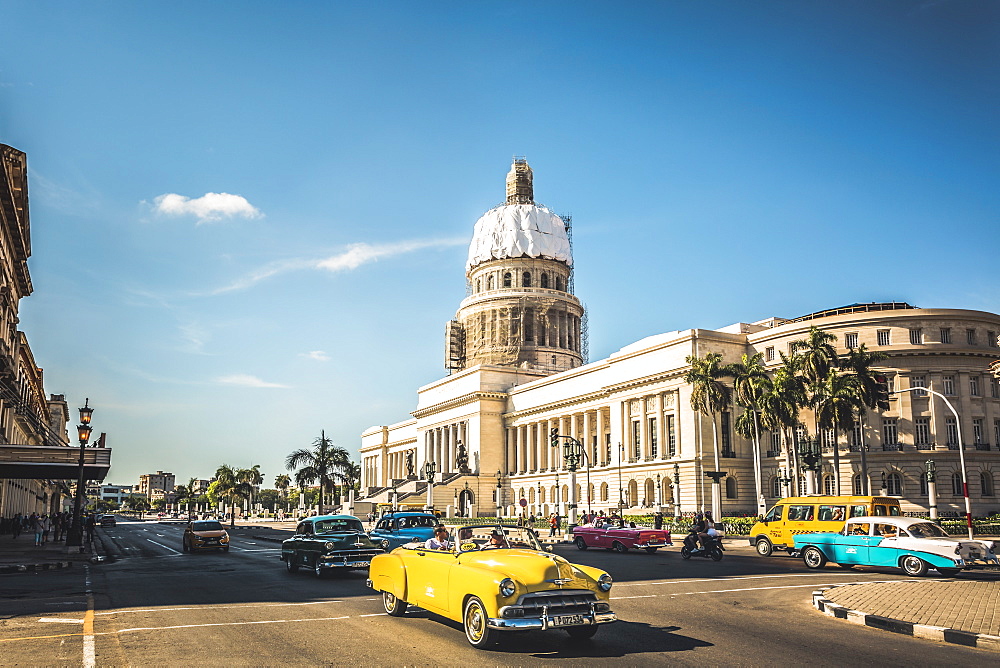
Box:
left=281, top=515, right=383, bottom=578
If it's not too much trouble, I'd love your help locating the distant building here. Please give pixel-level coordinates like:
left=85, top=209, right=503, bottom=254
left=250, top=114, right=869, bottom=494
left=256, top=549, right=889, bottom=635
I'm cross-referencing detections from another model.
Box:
left=85, top=483, right=134, bottom=505
left=138, top=471, right=176, bottom=499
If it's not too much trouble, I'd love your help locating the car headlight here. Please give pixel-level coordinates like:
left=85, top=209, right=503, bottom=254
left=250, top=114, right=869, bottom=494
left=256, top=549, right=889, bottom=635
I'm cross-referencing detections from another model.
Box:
left=380, top=539, right=391, bottom=550
left=499, top=578, right=516, bottom=598
left=325, top=542, right=335, bottom=551
left=598, top=574, right=613, bottom=592
left=220, top=535, right=229, bottom=543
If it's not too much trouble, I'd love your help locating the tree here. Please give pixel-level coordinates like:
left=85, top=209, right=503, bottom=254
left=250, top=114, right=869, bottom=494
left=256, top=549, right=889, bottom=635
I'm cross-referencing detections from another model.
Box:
left=727, top=352, right=772, bottom=513
left=238, top=465, right=264, bottom=515
left=285, top=431, right=354, bottom=514
left=815, top=370, right=861, bottom=495
left=215, top=464, right=253, bottom=528
left=275, top=474, right=291, bottom=512
left=684, top=352, right=732, bottom=519
left=758, top=354, right=807, bottom=496
left=791, top=326, right=839, bottom=492
left=840, top=343, right=888, bottom=494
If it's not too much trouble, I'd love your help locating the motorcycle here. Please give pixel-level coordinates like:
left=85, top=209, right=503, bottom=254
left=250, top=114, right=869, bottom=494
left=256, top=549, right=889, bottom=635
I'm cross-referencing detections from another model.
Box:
left=680, top=530, right=725, bottom=561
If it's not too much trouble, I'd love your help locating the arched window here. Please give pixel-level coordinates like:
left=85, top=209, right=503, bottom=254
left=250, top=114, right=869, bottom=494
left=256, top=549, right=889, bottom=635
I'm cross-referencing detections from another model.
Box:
left=540, top=273, right=549, bottom=289
left=952, top=472, right=964, bottom=496
left=475, top=279, right=481, bottom=293
left=528, top=487, right=535, bottom=503
left=600, top=482, right=609, bottom=502
left=487, top=275, right=494, bottom=290
left=771, top=476, right=782, bottom=498
left=522, top=272, right=531, bottom=287
left=920, top=474, right=928, bottom=496
left=503, top=272, right=512, bottom=288
left=853, top=473, right=864, bottom=495
left=627, top=479, right=638, bottom=507
left=823, top=474, right=835, bottom=495
left=981, top=472, right=995, bottom=497
left=555, top=276, right=563, bottom=291
left=538, top=487, right=545, bottom=503
left=725, top=477, right=738, bottom=499
left=886, top=472, right=902, bottom=496
left=645, top=478, right=655, bottom=506
left=798, top=475, right=807, bottom=495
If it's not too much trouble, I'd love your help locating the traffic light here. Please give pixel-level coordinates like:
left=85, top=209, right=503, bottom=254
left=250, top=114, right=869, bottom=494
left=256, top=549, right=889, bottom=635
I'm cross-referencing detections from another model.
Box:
left=873, top=373, right=890, bottom=411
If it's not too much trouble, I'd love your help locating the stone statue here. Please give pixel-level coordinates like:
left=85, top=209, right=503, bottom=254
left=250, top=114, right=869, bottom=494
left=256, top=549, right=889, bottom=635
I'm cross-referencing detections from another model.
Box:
left=456, top=442, right=471, bottom=474
left=405, top=450, right=415, bottom=478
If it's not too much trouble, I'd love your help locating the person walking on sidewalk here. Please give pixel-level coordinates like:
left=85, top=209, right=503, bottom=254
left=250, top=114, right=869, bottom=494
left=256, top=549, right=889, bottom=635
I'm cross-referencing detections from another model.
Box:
left=11, top=512, right=22, bottom=539
left=549, top=513, right=560, bottom=537
left=85, top=513, right=97, bottom=545
left=40, top=514, right=50, bottom=544
left=30, top=513, right=43, bottom=546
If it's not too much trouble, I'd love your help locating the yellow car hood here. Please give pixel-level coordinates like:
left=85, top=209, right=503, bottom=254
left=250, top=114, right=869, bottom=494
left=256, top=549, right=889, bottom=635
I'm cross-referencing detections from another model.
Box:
left=458, top=550, right=592, bottom=589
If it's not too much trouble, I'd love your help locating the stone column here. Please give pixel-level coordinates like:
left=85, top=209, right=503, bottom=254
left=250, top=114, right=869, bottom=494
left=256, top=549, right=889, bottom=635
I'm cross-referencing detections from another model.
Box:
left=596, top=408, right=606, bottom=466
left=582, top=410, right=592, bottom=467
left=639, top=400, right=649, bottom=460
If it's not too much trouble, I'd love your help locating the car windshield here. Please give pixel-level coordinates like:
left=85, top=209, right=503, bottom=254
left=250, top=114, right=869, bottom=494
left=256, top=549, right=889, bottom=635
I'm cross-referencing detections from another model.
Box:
left=396, top=516, right=437, bottom=529
left=906, top=522, right=950, bottom=538
left=315, top=519, right=364, bottom=534
left=192, top=521, right=223, bottom=531
left=452, top=525, right=543, bottom=553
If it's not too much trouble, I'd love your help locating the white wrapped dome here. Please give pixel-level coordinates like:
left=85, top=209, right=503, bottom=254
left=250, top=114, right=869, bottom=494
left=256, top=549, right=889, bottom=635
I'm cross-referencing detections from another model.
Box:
left=466, top=204, right=572, bottom=271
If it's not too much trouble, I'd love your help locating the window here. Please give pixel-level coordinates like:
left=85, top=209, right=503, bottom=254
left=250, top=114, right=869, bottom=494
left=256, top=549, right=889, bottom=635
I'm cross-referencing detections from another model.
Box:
left=818, top=504, right=846, bottom=521
left=720, top=412, right=734, bottom=456
left=952, top=472, right=964, bottom=496
left=771, top=477, right=782, bottom=498
left=911, top=376, right=927, bottom=397
left=764, top=505, right=782, bottom=522
left=849, top=421, right=862, bottom=448
left=487, top=275, right=495, bottom=290
left=886, top=375, right=895, bottom=394
left=667, top=415, right=676, bottom=457
left=943, top=375, right=955, bottom=395
left=649, top=417, right=658, bottom=458
left=992, top=377, right=999, bottom=399
left=845, top=332, right=858, bottom=349
left=886, top=472, right=902, bottom=496
left=973, top=418, right=984, bottom=444
left=522, top=272, right=531, bottom=287
left=540, top=273, right=549, bottom=289
left=970, top=376, right=980, bottom=397
left=765, top=346, right=775, bottom=362
left=940, top=327, right=951, bottom=344
left=909, top=328, right=922, bottom=345
left=946, top=417, right=959, bottom=446
left=823, top=475, right=835, bottom=495
left=877, top=329, right=891, bottom=346
left=920, top=474, right=928, bottom=496
left=475, top=279, right=481, bottom=293
left=853, top=474, right=865, bottom=495
left=967, top=328, right=977, bottom=345
left=915, top=418, right=930, bottom=447
left=503, top=272, right=512, bottom=288
left=995, top=420, right=1000, bottom=449
left=631, top=421, right=640, bottom=460
left=725, top=477, right=738, bottom=499
left=787, top=505, right=814, bottom=521
left=981, top=472, right=995, bottom=497
left=989, top=331, right=997, bottom=348
left=882, top=418, right=898, bottom=446
left=555, top=276, right=563, bottom=291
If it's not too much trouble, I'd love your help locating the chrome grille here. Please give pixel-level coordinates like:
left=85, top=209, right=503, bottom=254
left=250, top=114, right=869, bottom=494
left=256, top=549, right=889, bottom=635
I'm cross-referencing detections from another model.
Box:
left=516, top=590, right=597, bottom=615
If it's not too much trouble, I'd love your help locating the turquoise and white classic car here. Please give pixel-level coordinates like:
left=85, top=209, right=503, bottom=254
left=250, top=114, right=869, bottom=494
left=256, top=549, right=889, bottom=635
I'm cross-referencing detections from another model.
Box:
left=793, top=516, right=998, bottom=577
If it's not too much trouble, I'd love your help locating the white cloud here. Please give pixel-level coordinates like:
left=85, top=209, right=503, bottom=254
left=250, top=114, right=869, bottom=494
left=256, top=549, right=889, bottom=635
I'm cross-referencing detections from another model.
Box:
left=151, top=192, right=262, bottom=223
left=215, top=374, right=289, bottom=389
left=301, top=351, right=331, bottom=362
left=202, top=237, right=466, bottom=295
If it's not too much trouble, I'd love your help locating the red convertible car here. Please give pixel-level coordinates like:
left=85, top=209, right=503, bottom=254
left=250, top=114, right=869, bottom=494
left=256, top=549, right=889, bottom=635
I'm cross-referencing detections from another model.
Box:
left=572, top=518, right=672, bottom=553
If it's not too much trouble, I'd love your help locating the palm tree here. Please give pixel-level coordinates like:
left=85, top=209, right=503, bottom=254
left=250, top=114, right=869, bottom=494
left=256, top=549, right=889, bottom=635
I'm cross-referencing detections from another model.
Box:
left=684, top=352, right=732, bottom=519
left=275, top=474, right=291, bottom=512
left=815, top=370, right=861, bottom=495
left=791, top=326, right=839, bottom=492
left=238, top=465, right=264, bottom=516
left=285, top=431, right=353, bottom=514
left=840, top=343, right=888, bottom=494
left=759, top=354, right=807, bottom=496
left=215, top=464, right=252, bottom=528
left=727, top=352, right=772, bottom=513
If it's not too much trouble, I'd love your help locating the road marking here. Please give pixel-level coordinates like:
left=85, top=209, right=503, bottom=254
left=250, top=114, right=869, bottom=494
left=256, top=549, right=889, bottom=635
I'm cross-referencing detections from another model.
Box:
left=96, top=600, right=343, bottom=616
left=38, top=617, right=85, bottom=623
left=115, top=616, right=351, bottom=634
left=358, top=613, right=383, bottom=617
left=146, top=539, right=181, bottom=554
left=614, top=595, right=659, bottom=600
left=83, top=567, right=95, bottom=668
left=614, top=573, right=835, bottom=587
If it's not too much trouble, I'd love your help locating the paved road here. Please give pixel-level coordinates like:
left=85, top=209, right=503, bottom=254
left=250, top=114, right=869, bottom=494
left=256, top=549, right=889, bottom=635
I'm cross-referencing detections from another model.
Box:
left=1, top=520, right=994, bottom=666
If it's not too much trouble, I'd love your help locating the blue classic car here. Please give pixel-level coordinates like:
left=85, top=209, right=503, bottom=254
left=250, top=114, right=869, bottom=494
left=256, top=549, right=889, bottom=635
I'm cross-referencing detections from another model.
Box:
left=793, top=516, right=998, bottom=577
left=369, top=512, right=439, bottom=551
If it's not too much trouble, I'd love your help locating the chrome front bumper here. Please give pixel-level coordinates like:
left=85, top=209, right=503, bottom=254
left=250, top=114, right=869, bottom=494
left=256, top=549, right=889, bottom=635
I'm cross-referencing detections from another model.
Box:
left=488, top=601, right=617, bottom=631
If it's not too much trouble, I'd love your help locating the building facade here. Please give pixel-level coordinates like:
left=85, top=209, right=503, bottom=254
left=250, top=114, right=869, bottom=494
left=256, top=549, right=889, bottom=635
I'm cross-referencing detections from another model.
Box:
left=137, top=471, right=176, bottom=500
left=358, top=160, right=1000, bottom=519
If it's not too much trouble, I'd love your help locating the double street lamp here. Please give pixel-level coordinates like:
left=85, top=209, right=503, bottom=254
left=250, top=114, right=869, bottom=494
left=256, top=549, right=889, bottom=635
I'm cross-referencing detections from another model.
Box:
left=66, top=399, right=95, bottom=550
left=549, top=429, right=591, bottom=530
left=494, top=470, right=504, bottom=518
left=424, top=461, right=437, bottom=512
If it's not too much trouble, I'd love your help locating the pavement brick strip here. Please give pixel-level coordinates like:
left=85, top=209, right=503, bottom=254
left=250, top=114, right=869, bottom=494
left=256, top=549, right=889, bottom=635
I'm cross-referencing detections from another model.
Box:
left=813, top=581, right=1000, bottom=652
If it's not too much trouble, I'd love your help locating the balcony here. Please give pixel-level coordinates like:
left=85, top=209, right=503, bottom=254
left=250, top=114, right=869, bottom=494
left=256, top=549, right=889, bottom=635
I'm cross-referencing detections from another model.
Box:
left=765, top=450, right=781, bottom=458
left=975, top=443, right=992, bottom=451
left=882, top=443, right=903, bottom=452
left=0, top=444, right=112, bottom=480
left=721, top=450, right=737, bottom=458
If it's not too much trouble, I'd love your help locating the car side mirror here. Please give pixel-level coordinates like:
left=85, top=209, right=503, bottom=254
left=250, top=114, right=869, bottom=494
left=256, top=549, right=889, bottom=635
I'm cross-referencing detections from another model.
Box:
left=759, top=515, right=765, bottom=524
left=544, top=545, right=553, bottom=553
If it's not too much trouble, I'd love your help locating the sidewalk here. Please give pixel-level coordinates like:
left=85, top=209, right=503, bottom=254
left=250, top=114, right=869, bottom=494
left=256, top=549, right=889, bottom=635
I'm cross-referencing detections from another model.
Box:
left=0, top=532, right=98, bottom=574
left=813, top=579, right=1000, bottom=651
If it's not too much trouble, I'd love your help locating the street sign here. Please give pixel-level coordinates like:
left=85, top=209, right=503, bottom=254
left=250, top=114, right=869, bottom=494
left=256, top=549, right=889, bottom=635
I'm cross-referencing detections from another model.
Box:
left=519, top=498, right=527, bottom=507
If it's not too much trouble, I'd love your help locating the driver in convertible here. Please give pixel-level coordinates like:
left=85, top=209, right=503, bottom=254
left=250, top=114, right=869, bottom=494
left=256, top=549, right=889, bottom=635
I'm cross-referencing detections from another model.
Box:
left=482, top=530, right=509, bottom=549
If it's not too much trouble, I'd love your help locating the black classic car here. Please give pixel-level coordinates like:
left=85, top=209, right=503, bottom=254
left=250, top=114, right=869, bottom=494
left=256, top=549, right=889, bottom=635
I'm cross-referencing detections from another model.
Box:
left=280, top=515, right=383, bottom=578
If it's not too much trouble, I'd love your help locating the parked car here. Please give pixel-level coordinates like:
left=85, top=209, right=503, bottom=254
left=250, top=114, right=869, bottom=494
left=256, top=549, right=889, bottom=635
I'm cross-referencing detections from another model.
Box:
left=99, top=515, right=117, bottom=527
left=281, top=515, right=383, bottom=578
left=368, top=524, right=617, bottom=648
left=572, top=517, right=671, bottom=553
left=793, top=516, right=999, bottom=576
left=369, top=512, right=439, bottom=551
left=183, top=520, right=231, bottom=553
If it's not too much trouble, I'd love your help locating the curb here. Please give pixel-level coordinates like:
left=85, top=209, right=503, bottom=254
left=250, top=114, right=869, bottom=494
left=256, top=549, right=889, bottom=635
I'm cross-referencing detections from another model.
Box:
left=812, top=587, right=1000, bottom=652
left=0, top=561, right=73, bottom=575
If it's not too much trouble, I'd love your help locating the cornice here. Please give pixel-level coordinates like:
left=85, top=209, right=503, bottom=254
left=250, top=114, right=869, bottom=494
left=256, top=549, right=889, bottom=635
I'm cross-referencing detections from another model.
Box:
left=411, top=390, right=509, bottom=419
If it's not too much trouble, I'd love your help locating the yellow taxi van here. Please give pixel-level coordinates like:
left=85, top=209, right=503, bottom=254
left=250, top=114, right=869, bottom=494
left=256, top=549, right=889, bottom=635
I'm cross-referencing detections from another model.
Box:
left=750, top=495, right=902, bottom=556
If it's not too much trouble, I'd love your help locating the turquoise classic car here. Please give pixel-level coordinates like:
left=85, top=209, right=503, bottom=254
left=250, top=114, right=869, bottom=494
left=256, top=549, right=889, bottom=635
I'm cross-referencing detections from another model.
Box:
left=369, top=512, right=439, bottom=551
left=281, top=515, right=383, bottom=577
left=793, top=516, right=998, bottom=577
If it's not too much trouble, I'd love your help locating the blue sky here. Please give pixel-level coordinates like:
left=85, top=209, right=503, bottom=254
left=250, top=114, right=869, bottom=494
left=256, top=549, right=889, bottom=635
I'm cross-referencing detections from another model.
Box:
left=2, top=1, right=997, bottom=489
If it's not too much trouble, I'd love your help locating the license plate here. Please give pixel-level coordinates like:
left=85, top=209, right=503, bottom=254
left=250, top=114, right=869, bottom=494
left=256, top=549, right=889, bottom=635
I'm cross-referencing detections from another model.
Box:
left=648, top=540, right=663, bottom=545
left=552, top=614, right=585, bottom=627
left=348, top=561, right=370, bottom=568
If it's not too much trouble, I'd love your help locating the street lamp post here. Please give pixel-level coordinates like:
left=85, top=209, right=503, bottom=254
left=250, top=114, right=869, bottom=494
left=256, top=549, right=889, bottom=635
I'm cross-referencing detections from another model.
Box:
left=550, top=429, right=590, bottom=530
left=66, top=399, right=95, bottom=551
left=926, top=460, right=938, bottom=520
left=424, top=461, right=436, bottom=512
left=617, top=443, right=626, bottom=513
left=778, top=467, right=793, bottom=498
left=494, top=470, right=504, bottom=519
left=895, top=386, right=972, bottom=538
left=672, top=463, right=681, bottom=520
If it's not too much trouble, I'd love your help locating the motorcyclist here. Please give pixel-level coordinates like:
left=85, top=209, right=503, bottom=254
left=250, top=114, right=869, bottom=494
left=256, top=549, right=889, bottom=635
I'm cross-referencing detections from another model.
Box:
left=685, top=513, right=708, bottom=552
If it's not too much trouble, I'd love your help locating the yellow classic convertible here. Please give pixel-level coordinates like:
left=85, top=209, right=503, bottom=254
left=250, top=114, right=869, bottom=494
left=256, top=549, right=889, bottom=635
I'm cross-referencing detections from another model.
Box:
left=367, top=524, right=617, bottom=648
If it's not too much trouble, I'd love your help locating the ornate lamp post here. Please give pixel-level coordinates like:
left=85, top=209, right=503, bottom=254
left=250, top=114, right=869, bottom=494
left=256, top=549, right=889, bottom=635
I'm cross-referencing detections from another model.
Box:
left=66, top=399, right=95, bottom=550
left=925, top=460, right=938, bottom=520
left=797, top=437, right=821, bottom=494
left=494, top=469, right=504, bottom=518
left=777, top=467, right=793, bottom=499
left=617, top=443, right=626, bottom=513
left=423, top=461, right=436, bottom=512
left=550, top=429, right=590, bottom=530
left=672, top=463, right=681, bottom=520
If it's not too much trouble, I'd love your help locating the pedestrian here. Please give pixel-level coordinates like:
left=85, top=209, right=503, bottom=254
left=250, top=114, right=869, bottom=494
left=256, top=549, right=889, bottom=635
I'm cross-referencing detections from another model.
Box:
left=85, top=513, right=97, bottom=544
left=549, top=513, right=559, bottom=537
left=11, top=512, right=22, bottom=539
left=40, top=513, right=50, bottom=544
left=30, top=513, right=43, bottom=546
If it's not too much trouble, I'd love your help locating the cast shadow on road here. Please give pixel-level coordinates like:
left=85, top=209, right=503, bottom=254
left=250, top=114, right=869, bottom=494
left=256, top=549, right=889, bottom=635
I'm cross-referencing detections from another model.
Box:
left=404, top=608, right=712, bottom=659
